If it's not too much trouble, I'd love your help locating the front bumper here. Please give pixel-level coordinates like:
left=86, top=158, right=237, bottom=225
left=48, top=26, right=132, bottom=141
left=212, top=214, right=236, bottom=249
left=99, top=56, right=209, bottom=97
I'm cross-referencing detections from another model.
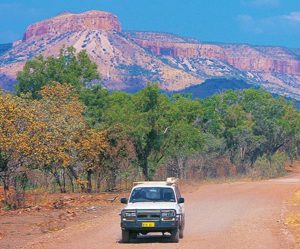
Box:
left=121, top=219, right=179, bottom=232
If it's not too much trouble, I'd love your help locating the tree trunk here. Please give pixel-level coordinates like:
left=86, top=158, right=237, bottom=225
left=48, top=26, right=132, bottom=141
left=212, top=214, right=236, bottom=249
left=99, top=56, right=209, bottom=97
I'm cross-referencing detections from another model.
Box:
left=237, top=161, right=246, bottom=175
left=267, top=154, right=273, bottom=167
left=69, top=166, right=85, bottom=192
left=62, top=168, right=66, bottom=193
left=177, top=157, right=184, bottom=179
left=106, top=167, right=117, bottom=191
left=13, top=178, right=25, bottom=209
left=68, top=172, right=75, bottom=193
left=111, top=168, right=117, bottom=190
left=87, top=169, right=92, bottom=193
left=141, top=159, right=149, bottom=180
left=136, top=147, right=149, bottom=180
left=53, top=169, right=65, bottom=193
left=2, top=177, right=9, bottom=206
left=96, top=174, right=101, bottom=193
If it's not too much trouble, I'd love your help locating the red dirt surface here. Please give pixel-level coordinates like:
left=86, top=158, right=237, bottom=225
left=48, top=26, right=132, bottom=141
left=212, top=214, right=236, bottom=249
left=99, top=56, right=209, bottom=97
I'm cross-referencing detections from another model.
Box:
left=0, top=192, right=122, bottom=249
left=1, top=166, right=300, bottom=249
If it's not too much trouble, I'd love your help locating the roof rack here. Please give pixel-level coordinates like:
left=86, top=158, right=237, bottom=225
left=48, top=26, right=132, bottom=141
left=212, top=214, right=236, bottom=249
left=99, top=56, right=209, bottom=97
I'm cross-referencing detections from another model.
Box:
left=166, top=177, right=179, bottom=185
left=133, top=177, right=179, bottom=186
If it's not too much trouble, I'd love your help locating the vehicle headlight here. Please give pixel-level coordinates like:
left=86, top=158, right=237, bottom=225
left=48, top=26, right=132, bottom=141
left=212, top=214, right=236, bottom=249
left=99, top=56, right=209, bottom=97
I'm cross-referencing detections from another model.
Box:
left=122, top=211, right=136, bottom=218
left=161, top=210, right=176, bottom=218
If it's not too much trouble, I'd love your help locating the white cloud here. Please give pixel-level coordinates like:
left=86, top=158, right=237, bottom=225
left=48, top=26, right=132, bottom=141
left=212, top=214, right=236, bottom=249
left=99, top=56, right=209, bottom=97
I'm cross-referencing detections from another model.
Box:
left=237, top=12, right=300, bottom=35
left=237, top=15, right=263, bottom=34
left=284, top=12, right=300, bottom=22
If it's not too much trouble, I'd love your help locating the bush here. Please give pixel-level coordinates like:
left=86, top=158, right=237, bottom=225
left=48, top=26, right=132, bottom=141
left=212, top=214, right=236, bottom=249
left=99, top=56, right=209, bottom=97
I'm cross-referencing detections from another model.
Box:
left=251, top=152, right=287, bottom=178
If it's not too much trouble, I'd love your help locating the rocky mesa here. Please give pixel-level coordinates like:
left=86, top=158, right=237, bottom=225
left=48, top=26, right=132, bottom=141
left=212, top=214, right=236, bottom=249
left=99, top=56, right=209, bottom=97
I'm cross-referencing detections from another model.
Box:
left=23, top=11, right=121, bottom=41
left=0, top=10, right=300, bottom=99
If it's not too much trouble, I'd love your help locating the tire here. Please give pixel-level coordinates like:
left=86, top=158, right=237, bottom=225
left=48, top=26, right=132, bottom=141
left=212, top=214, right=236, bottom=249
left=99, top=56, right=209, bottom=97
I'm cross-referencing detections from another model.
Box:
left=179, top=215, right=185, bottom=239
left=170, top=228, right=179, bottom=243
left=122, top=230, right=130, bottom=243
left=179, top=227, right=184, bottom=239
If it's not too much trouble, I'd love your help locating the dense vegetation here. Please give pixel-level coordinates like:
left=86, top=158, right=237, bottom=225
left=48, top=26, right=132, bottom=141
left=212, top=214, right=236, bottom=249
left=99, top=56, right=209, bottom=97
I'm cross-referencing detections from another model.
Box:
left=1, top=47, right=300, bottom=209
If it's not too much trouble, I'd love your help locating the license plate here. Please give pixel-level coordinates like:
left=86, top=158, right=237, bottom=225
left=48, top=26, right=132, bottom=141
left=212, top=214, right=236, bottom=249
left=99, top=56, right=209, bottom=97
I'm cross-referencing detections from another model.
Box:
left=142, top=222, right=155, bottom=228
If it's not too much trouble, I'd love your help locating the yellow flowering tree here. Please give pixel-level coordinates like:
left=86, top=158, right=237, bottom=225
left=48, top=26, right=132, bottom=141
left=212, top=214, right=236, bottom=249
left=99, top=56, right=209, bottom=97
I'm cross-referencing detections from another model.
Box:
left=79, top=129, right=107, bottom=192
left=32, top=83, right=86, bottom=193
left=0, top=92, right=47, bottom=206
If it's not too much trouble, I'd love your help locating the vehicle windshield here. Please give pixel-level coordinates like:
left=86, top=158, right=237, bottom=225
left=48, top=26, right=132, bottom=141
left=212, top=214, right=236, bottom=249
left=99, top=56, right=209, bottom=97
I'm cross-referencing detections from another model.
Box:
left=129, top=187, right=176, bottom=203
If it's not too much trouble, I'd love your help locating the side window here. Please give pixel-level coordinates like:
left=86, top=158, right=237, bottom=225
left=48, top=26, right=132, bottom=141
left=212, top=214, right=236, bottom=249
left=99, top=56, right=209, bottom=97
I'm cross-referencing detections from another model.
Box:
left=162, top=188, right=176, bottom=202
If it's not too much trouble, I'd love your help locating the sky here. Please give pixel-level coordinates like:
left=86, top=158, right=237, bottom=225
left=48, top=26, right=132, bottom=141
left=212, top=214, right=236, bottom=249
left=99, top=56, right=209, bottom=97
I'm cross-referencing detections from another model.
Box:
left=0, top=0, right=299, bottom=48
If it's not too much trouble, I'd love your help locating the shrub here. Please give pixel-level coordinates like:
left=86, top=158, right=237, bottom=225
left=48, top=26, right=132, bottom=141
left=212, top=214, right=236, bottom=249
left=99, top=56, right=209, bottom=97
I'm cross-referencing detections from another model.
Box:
left=251, top=152, right=287, bottom=178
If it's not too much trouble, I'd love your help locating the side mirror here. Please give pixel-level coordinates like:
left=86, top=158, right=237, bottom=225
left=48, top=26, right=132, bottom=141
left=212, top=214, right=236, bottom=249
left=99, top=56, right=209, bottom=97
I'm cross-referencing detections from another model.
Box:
left=120, top=198, right=128, bottom=204
left=178, top=197, right=185, bottom=204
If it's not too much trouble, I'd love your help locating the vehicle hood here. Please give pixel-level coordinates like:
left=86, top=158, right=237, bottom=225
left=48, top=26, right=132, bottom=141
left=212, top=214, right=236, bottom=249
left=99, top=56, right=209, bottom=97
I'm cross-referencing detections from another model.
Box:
left=124, top=202, right=180, bottom=212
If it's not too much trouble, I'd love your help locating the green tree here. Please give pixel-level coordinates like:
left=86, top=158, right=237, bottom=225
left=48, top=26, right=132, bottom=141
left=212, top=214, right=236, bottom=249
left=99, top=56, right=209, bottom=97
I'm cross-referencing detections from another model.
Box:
left=80, top=85, right=110, bottom=127
left=164, top=121, right=204, bottom=178
left=240, top=90, right=300, bottom=165
left=130, top=84, right=171, bottom=179
left=100, top=125, right=136, bottom=191
left=98, top=84, right=171, bottom=179
left=199, top=89, right=300, bottom=174
left=16, top=47, right=99, bottom=98
left=223, top=104, right=263, bottom=173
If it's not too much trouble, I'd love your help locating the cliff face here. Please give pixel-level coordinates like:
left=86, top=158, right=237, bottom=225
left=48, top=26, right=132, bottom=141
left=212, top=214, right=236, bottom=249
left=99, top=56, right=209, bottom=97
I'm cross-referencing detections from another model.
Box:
left=23, top=11, right=121, bottom=41
left=0, top=11, right=300, bottom=100
left=129, top=33, right=300, bottom=76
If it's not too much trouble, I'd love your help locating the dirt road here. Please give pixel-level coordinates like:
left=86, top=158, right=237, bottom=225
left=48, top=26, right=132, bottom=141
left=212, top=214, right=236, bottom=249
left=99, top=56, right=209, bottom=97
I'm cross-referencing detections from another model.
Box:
left=20, top=172, right=300, bottom=249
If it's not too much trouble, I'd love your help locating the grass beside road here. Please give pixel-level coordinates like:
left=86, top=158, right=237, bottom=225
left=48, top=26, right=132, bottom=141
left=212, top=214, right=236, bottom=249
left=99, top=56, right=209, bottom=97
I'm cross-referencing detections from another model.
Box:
left=285, top=189, right=300, bottom=248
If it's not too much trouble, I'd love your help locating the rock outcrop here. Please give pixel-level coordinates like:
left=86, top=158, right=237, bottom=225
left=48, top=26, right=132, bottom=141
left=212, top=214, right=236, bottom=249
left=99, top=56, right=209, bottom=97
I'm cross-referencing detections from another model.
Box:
left=23, top=11, right=121, bottom=41
left=128, top=32, right=300, bottom=76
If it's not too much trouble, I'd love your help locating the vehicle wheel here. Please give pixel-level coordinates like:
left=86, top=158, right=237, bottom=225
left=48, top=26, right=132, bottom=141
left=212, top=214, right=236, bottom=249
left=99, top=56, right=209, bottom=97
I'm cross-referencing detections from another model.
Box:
left=170, top=228, right=179, bottom=243
left=179, top=227, right=184, bottom=239
left=122, top=230, right=130, bottom=243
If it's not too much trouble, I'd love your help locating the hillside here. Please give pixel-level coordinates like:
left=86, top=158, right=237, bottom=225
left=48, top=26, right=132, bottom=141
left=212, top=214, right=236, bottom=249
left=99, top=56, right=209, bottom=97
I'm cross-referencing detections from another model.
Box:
left=175, top=78, right=254, bottom=98
left=0, top=43, right=12, bottom=56
left=0, top=10, right=299, bottom=99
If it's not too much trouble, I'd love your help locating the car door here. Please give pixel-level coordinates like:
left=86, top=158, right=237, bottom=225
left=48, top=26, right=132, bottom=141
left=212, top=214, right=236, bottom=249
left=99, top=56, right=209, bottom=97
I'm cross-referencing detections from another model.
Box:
left=175, top=186, right=185, bottom=225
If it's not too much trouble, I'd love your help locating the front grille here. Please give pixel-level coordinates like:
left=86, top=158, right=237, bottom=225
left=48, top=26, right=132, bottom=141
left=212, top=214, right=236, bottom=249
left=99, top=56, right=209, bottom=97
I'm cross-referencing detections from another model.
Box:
left=137, top=214, right=160, bottom=219
left=137, top=210, right=161, bottom=221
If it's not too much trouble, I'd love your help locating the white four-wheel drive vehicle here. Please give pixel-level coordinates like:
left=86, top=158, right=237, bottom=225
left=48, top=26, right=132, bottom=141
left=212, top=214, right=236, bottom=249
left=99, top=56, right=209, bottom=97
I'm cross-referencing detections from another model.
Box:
left=120, top=178, right=185, bottom=243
